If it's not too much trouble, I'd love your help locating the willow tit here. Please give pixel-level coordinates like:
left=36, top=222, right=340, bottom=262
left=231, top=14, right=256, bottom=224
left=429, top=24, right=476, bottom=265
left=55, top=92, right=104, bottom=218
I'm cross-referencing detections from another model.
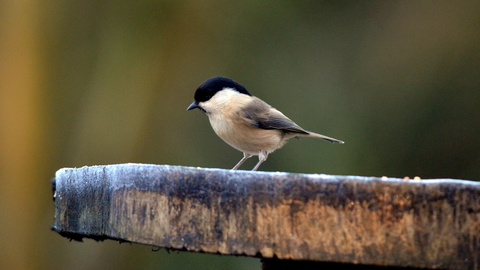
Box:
left=187, top=76, right=344, bottom=171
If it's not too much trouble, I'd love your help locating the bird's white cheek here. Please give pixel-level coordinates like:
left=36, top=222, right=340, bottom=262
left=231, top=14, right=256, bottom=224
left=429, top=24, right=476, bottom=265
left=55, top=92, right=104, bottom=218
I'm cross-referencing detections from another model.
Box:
left=198, top=99, right=221, bottom=115
left=201, top=89, right=244, bottom=112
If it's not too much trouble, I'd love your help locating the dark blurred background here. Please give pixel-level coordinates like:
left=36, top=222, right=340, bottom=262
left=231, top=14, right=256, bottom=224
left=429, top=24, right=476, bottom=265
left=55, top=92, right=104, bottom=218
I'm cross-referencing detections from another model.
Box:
left=1, top=1, right=479, bottom=269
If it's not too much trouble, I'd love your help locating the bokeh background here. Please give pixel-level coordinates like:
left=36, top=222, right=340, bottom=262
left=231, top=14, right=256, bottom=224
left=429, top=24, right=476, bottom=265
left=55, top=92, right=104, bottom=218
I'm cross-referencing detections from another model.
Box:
left=1, top=1, right=479, bottom=269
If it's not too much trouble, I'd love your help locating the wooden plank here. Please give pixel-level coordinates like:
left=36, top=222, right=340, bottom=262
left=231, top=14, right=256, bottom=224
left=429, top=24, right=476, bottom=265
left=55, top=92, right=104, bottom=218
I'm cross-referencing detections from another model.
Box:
left=51, top=164, right=480, bottom=269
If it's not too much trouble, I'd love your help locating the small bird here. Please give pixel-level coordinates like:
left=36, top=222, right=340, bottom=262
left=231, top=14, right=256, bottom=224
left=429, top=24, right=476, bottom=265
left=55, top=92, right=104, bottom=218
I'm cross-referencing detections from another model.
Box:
left=187, top=76, right=344, bottom=171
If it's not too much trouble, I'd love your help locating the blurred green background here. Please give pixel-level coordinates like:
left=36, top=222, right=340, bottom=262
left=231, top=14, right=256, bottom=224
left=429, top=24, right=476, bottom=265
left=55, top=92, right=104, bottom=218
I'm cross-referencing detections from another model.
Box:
left=1, top=1, right=479, bottom=269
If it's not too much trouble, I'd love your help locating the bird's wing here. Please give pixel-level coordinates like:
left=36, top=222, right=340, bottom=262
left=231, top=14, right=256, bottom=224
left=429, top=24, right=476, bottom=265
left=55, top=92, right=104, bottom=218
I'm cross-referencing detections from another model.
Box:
left=240, top=98, right=309, bottom=134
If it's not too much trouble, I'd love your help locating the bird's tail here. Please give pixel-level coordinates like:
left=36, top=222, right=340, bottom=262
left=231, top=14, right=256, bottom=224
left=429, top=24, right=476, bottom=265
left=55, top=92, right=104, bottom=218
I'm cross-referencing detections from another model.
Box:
left=303, top=131, right=344, bottom=144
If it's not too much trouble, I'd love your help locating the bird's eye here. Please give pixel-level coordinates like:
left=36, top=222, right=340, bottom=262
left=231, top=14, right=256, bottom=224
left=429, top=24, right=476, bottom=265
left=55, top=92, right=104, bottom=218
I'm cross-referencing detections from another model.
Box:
left=195, top=91, right=214, bottom=102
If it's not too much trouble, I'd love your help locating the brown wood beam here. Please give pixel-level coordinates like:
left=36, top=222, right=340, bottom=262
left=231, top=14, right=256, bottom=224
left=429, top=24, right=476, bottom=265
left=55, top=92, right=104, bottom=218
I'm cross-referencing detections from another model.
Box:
left=51, top=164, right=480, bottom=269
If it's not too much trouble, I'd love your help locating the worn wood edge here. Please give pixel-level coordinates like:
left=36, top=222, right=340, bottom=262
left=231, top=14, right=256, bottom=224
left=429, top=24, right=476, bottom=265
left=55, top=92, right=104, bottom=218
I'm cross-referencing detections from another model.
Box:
left=51, top=163, right=480, bottom=269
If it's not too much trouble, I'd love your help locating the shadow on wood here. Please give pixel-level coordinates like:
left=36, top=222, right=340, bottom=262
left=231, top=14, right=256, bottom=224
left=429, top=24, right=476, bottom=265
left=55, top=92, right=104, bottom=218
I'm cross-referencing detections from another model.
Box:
left=51, top=164, right=480, bottom=269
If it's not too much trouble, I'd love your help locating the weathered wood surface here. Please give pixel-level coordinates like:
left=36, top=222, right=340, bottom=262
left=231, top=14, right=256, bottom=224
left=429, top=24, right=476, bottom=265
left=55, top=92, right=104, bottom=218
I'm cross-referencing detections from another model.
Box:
left=52, top=164, right=480, bottom=269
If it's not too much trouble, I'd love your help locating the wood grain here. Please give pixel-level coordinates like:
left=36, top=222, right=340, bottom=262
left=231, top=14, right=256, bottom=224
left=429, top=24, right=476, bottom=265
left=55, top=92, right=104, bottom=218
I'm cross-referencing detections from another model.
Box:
left=52, top=164, right=480, bottom=269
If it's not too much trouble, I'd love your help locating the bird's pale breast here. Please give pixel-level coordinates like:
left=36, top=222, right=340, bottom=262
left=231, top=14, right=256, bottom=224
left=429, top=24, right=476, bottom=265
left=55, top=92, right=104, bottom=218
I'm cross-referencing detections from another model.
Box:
left=208, top=111, right=285, bottom=155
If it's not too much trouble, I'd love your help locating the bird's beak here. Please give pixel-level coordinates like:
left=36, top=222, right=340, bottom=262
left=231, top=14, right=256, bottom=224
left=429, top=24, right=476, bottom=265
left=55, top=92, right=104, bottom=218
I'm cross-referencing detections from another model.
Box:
left=187, top=101, right=200, bottom=111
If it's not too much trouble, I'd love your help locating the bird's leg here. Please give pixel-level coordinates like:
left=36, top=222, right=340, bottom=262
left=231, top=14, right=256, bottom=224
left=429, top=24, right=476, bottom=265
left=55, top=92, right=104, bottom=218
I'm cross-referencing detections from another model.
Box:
left=252, top=150, right=268, bottom=171
left=232, top=153, right=252, bottom=170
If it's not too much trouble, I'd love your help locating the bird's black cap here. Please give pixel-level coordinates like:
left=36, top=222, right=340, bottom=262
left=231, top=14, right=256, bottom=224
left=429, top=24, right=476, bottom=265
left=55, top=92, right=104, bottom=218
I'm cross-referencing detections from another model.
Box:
left=193, top=76, right=252, bottom=103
